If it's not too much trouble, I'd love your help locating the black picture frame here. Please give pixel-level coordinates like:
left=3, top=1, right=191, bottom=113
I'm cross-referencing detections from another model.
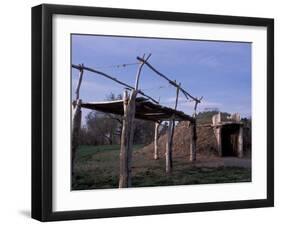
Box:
left=32, top=4, right=274, bottom=222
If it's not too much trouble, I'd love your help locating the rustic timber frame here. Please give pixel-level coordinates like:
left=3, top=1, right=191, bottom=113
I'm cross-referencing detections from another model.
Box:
left=32, top=4, right=274, bottom=221
left=71, top=53, right=201, bottom=186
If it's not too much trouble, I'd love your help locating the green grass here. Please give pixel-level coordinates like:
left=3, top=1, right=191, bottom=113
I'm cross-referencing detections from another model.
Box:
left=76, top=144, right=144, bottom=161
left=72, top=145, right=251, bottom=190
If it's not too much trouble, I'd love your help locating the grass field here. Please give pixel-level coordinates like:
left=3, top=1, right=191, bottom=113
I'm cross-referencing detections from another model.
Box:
left=72, top=145, right=251, bottom=190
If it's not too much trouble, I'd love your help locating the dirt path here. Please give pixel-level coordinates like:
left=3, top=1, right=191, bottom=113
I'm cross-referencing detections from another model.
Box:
left=191, top=156, right=251, bottom=169
left=222, top=157, right=251, bottom=168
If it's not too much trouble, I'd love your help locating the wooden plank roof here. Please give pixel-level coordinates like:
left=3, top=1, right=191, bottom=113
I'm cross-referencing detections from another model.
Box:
left=81, top=97, right=195, bottom=122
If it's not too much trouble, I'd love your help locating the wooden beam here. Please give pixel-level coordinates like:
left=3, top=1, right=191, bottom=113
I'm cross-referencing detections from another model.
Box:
left=166, top=120, right=173, bottom=173
left=174, top=83, right=180, bottom=110
left=72, top=64, right=158, bottom=104
left=137, top=56, right=177, bottom=86
left=75, top=65, right=84, bottom=100
left=137, top=56, right=202, bottom=103
left=193, top=96, right=203, bottom=115
left=166, top=83, right=181, bottom=171
left=154, top=122, right=160, bottom=160
left=72, top=64, right=132, bottom=89
left=135, top=54, right=151, bottom=90
left=71, top=99, right=82, bottom=176
left=81, top=97, right=194, bottom=122
left=190, top=87, right=199, bottom=162
left=165, top=84, right=181, bottom=173
left=119, top=90, right=137, bottom=188
left=189, top=122, right=197, bottom=162
left=238, top=126, right=243, bottom=158
left=212, top=113, right=222, bottom=156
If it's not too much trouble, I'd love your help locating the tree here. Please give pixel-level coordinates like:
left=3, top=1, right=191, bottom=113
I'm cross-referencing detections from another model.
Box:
left=80, top=93, right=123, bottom=145
left=80, top=92, right=159, bottom=146
left=85, top=111, right=120, bottom=145
left=196, top=111, right=231, bottom=124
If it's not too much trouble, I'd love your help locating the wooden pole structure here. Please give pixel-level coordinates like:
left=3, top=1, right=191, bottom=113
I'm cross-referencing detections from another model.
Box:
left=135, top=54, right=151, bottom=90
left=75, top=65, right=84, bottom=100
left=189, top=97, right=200, bottom=162
left=166, top=120, right=173, bottom=173
left=72, top=99, right=82, bottom=175
left=170, top=83, right=180, bottom=141
left=136, top=56, right=202, bottom=104
left=71, top=66, right=84, bottom=176
left=119, top=89, right=137, bottom=188
left=165, top=83, right=180, bottom=173
left=154, top=122, right=160, bottom=160
left=238, top=126, right=243, bottom=158
left=212, top=113, right=222, bottom=156
left=189, top=122, right=197, bottom=161
left=72, top=64, right=158, bottom=104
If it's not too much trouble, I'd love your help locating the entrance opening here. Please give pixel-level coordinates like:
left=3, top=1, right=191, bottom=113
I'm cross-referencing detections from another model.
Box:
left=221, top=124, right=240, bottom=156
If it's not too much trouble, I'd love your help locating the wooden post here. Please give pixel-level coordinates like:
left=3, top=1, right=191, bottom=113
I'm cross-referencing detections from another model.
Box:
left=189, top=97, right=200, bottom=162
left=212, top=126, right=222, bottom=156
left=174, top=82, right=180, bottom=110
left=119, top=89, right=137, bottom=188
left=212, top=113, right=222, bottom=156
left=166, top=120, right=173, bottom=173
left=189, top=122, right=197, bottom=161
left=72, top=64, right=158, bottom=104
left=154, top=122, right=160, bottom=160
left=71, top=99, right=82, bottom=175
left=135, top=54, right=151, bottom=90
left=238, top=126, right=243, bottom=158
left=75, top=66, right=84, bottom=100
left=165, top=83, right=180, bottom=173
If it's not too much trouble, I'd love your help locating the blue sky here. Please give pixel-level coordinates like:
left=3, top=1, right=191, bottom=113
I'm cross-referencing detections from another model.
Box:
left=71, top=34, right=251, bottom=122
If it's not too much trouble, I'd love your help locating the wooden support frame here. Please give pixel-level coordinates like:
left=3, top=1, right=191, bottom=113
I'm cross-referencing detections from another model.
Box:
left=75, top=65, right=84, bottom=100
left=238, top=126, right=244, bottom=158
left=189, top=122, right=197, bottom=162
left=165, top=83, right=180, bottom=173
left=71, top=66, right=84, bottom=175
left=71, top=99, right=82, bottom=175
left=119, top=90, right=137, bottom=188
left=189, top=91, right=199, bottom=162
left=165, top=120, right=173, bottom=173
left=72, top=64, right=158, bottom=104
left=137, top=56, right=203, bottom=104
left=154, top=122, right=160, bottom=160
left=135, top=54, right=151, bottom=90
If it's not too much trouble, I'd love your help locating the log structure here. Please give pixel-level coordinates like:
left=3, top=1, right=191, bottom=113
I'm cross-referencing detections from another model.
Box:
left=189, top=122, right=197, bottom=161
left=154, top=122, right=160, bottom=160
left=72, top=64, right=158, bottom=104
left=71, top=66, right=84, bottom=175
left=75, top=65, right=84, bottom=100
left=238, top=126, right=244, bottom=158
left=81, top=98, right=194, bottom=122
left=165, top=82, right=180, bottom=173
left=71, top=99, right=82, bottom=175
left=119, top=90, right=137, bottom=188
left=71, top=54, right=201, bottom=187
left=166, top=120, right=173, bottom=173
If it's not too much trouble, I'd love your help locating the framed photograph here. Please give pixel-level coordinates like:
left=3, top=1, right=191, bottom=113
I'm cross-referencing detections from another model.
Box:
left=32, top=4, right=274, bottom=221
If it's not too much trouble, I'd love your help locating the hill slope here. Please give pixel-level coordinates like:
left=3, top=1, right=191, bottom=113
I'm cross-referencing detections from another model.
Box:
left=140, top=121, right=218, bottom=158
